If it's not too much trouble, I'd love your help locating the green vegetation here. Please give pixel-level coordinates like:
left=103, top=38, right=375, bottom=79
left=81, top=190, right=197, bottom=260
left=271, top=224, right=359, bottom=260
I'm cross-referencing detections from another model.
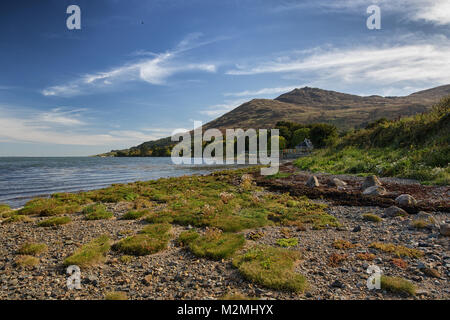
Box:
left=381, top=276, right=416, bottom=296
left=120, top=210, right=148, bottom=220
left=15, top=255, right=39, bottom=268
left=18, top=242, right=48, bottom=256
left=369, top=242, right=423, bottom=259
left=294, top=97, right=450, bottom=185
left=0, top=204, right=11, bottom=215
left=276, top=238, right=298, bottom=248
left=19, top=197, right=82, bottom=216
left=112, top=223, right=171, bottom=256
left=180, top=229, right=245, bottom=260
left=411, top=219, right=431, bottom=229
left=119, top=255, right=133, bottom=264
left=264, top=172, right=292, bottom=179
left=38, top=216, right=72, bottom=227
left=2, top=214, right=31, bottom=224
left=276, top=121, right=338, bottom=148
left=232, top=246, right=307, bottom=292
left=105, top=291, right=127, bottom=300
left=362, top=213, right=382, bottom=222
left=63, top=235, right=111, bottom=268
left=83, top=204, right=113, bottom=220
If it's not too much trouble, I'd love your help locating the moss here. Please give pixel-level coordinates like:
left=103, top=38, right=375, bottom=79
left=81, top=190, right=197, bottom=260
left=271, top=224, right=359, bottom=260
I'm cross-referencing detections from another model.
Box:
left=381, top=276, right=416, bottom=296
left=83, top=204, right=113, bottom=220
left=119, top=255, right=133, bottom=264
left=112, top=223, right=171, bottom=256
left=333, top=239, right=356, bottom=250
left=369, top=242, right=423, bottom=258
left=276, top=238, right=298, bottom=248
left=183, top=229, right=245, bottom=260
left=2, top=214, right=32, bottom=224
left=328, top=253, right=348, bottom=267
left=232, top=245, right=307, bottom=293
left=63, top=235, right=111, bottom=268
left=19, top=198, right=81, bottom=216
left=120, top=210, right=148, bottom=220
left=18, top=242, right=48, bottom=256
left=15, top=255, right=39, bottom=268
left=38, top=216, right=72, bottom=227
left=362, top=213, right=382, bottom=222
left=105, top=291, right=127, bottom=300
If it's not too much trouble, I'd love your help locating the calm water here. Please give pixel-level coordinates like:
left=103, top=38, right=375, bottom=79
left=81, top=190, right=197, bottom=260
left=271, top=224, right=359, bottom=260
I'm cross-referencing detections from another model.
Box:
left=0, top=157, right=233, bottom=208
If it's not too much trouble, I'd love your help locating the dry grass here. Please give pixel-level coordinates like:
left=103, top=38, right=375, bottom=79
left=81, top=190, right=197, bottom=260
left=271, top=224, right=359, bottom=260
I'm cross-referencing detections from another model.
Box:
left=369, top=242, right=423, bottom=258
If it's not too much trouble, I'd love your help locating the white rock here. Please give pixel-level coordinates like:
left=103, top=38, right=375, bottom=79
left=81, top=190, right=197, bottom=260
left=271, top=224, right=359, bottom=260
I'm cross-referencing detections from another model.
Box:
left=384, top=206, right=407, bottom=217
left=306, top=176, right=319, bottom=188
left=362, top=185, right=386, bottom=196
left=395, top=194, right=417, bottom=207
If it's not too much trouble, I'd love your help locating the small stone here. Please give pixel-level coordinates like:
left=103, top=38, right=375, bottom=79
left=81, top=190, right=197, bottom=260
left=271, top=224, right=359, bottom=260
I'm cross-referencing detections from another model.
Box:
left=306, top=176, right=319, bottom=188
left=361, top=175, right=382, bottom=190
left=395, top=194, right=417, bottom=207
left=362, top=185, right=386, bottom=196
left=143, top=274, right=152, bottom=286
left=440, top=223, right=450, bottom=237
left=352, top=225, right=362, bottom=232
left=328, top=178, right=347, bottom=188
left=384, top=206, right=407, bottom=217
left=331, top=280, right=346, bottom=289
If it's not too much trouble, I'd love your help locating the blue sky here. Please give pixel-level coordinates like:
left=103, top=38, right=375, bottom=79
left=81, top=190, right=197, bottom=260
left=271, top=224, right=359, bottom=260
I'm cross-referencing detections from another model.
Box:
left=0, top=0, right=449, bottom=156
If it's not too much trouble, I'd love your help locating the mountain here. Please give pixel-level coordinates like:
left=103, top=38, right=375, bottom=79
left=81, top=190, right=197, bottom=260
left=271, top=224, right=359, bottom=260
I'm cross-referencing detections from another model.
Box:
left=99, top=84, right=450, bottom=156
left=203, top=85, right=450, bottom=131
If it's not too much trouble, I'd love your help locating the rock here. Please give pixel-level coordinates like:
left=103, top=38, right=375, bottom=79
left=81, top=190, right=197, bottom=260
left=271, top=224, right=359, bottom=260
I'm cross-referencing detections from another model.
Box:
left=143, top=274, right=152, bottom=286
left=330, top=280, right=346, bottom=289
left=361, top=175, right=382, bottom=190
left=306, top=176, right=319, bottom=188
left=328, top=178, right=347, bottom=188
left=362, top=185, right=386, bottom=196
left=440, top=224, right=450, bottom=237
left=384, top=206, right=407, bottom=217
left=395, top=194, right=417, bottom=207
left=352, top=226, right=361, bottom=232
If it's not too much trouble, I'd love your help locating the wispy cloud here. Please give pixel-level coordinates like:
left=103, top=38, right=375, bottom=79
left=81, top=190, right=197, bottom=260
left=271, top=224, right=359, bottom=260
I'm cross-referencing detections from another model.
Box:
left=224, top=85, right=302, bottom=97
left=42, top=33, right=218, bottom=97
left=226, top=41, right=450, bottom=88
left=0, top=105, right=167, bottom=146
left=199, top=98, right=248, bottom=117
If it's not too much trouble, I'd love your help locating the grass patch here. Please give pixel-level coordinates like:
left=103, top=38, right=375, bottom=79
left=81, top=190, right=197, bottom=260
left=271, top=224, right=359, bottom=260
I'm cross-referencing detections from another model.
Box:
left=181, top=229, right=245, bottom=260
left=328, top=253, right=348, bottom=267
left=369, top=242, right=423, bottom=258
left=2, top=214, right=32, bottom=224
left=63, top=235, right=111, bottom=268
left=104, top=291, right=127, bottom=300
left=120, top=210, right=148, bottom=220
left=0, top=204, right=11, bottom=215
left=38, top=216, right=72, bottom=227
left=362, top=213, right=382, bottom=223
left=232, top=245, right=306, bottom=293
left=15, top=255, right=39, bottom=268
left=18, top=242, right=48, bottom=256
left=381, top=276, right=416, bottom=296
left=411, top=219, right=430, bottom=229
left=333, top=239, right=356, bottom=250
left=83, top=204, right=113, bottom=220
left=391, top=258, right=408, bottom=269
left=276, top=238, right=298, bottom=248
left=19, top=198, right=81, bottom=216
left=356, top=253, right=375, bottom=261
left=112, top=223, right=171, bottom=256
left=265, top=172, right=292, bottom=179
left=119, top=255, right=133, bottom=264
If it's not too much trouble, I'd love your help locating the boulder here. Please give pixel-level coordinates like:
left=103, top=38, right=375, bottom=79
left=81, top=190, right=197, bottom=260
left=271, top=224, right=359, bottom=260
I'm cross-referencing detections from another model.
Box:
left=395, top=194, right=417, bottom=207
left=384, top=206, right=407, bottom=217
left=440, top=223, right=450, bottom=237
left=328, top=178, right=347, bottom=188
left=361, top=175, right=382, bottom=190
left=306, top=176, right=319, bottom=188
left=362, top=185, right=386, bottom=196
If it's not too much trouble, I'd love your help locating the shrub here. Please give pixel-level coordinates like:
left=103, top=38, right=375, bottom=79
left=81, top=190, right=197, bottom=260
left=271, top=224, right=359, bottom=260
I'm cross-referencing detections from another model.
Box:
left=381, top=276, right=416, bottom=296
left=112, top=223, right=171, bottom=256
left=83, top=204, right=113, bottom=220
left=232, top=246, right=307, bottom=292
left=18, top=242, right=48, bottom=256
left=38, top=216, right=72, bottom=227
left=63, top=235, right=111, bottom=268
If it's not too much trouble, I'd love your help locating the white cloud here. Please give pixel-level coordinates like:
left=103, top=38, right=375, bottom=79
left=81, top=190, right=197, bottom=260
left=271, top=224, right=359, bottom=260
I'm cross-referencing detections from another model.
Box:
left=0, top=105, right=164, bottom=146
left=224, top=85, right=302, bottom=97
left=199, top=99, right=248, bottom=117
left=226, top=42, right=450, bottom=87
left=42, top=33, right=217, bottom=97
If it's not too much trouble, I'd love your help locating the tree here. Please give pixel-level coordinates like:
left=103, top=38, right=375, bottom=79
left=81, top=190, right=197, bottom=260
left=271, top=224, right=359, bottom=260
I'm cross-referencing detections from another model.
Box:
left=292, top=128, right=310, bottom=147
left=309, top=123, right=338, bottom=148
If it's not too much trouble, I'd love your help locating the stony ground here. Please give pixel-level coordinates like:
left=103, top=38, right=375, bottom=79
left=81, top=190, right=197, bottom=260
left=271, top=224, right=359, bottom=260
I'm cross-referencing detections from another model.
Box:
left=0, top=165, right=449, bottom=300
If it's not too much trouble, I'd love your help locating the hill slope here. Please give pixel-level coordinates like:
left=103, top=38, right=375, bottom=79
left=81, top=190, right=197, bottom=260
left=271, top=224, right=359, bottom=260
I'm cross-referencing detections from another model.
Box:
left=100, top=85, right=450, bottom=156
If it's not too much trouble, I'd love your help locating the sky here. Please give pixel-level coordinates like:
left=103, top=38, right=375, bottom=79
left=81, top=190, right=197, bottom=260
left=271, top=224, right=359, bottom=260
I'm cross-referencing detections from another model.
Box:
left=0, top=0, right=449, bottom=156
